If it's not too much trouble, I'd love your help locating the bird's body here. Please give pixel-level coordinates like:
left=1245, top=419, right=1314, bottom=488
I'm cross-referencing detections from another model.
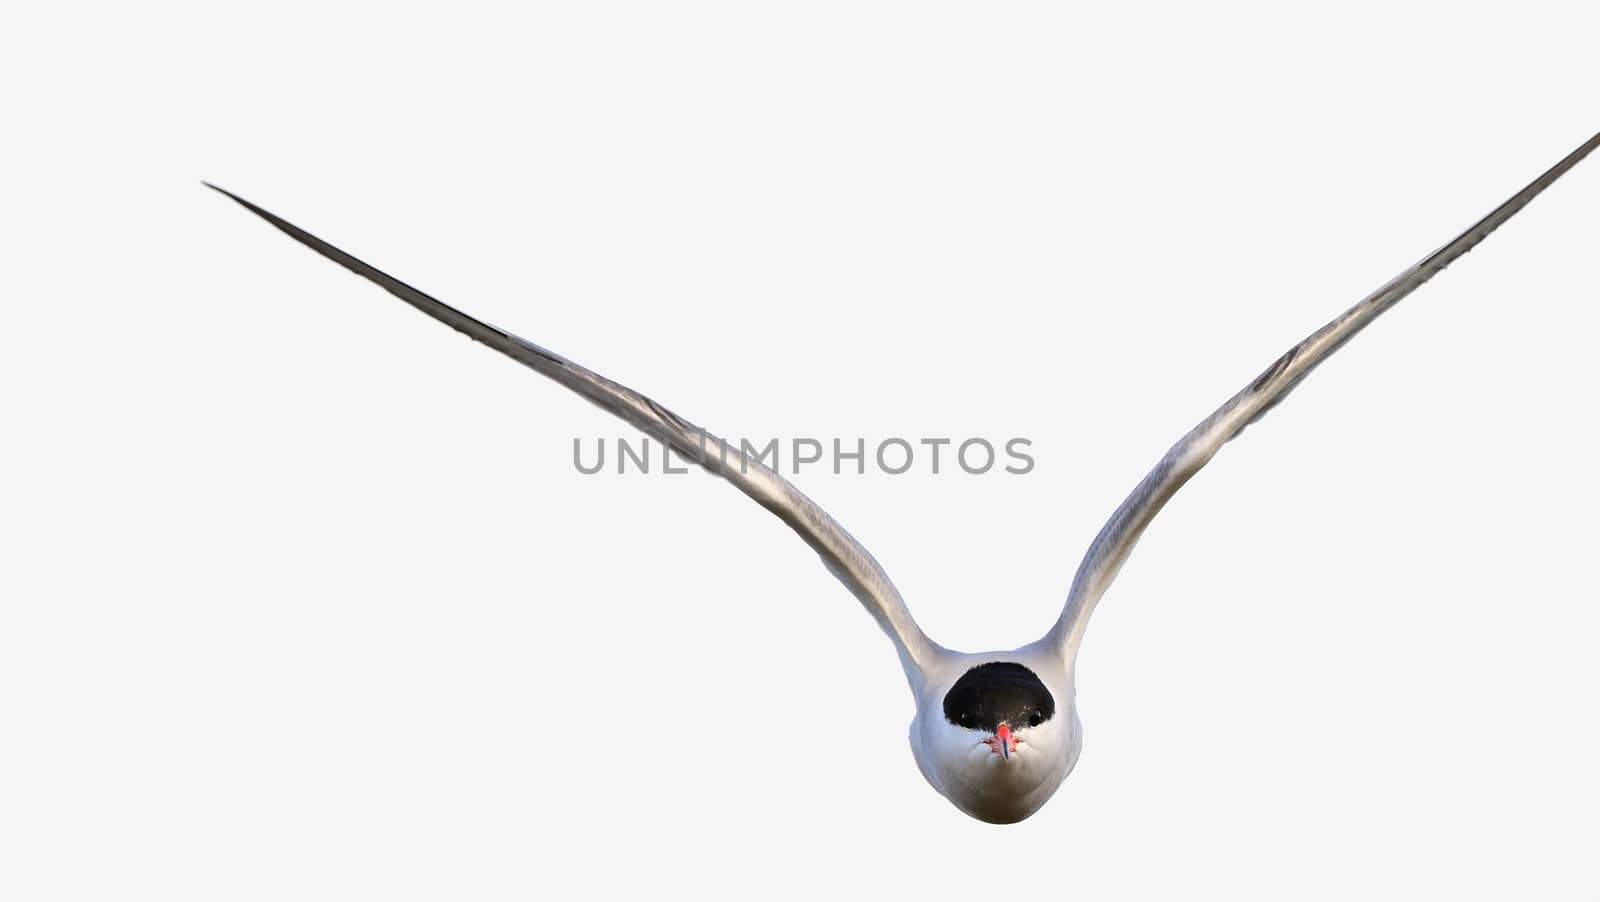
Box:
left=209, top=127, right=1598, bottom=823
left=909, top=646, right=1079, bottom=823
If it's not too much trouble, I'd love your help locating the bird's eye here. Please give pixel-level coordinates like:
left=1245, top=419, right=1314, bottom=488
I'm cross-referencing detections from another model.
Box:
left=1028, top=709, right=1043, bottom=727
left=958, top=712, right=975, bottom=728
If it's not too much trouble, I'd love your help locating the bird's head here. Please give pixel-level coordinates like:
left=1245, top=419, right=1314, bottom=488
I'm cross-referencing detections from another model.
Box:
left=913, top=660, right=1080, bottom=823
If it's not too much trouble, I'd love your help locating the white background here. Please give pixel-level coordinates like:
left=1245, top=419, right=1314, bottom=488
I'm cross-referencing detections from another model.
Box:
left=3, top=3, right=1598, bottom=899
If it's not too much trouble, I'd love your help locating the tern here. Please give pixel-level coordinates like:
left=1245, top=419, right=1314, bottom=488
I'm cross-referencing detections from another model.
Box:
left=209, top=128, right=1597, bottom=824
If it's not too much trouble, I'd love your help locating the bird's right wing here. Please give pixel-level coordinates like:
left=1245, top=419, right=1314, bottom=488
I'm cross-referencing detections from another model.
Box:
left=1043, top=129, right=1600, bottom=658
left=208, top=184, right=948, bottom=683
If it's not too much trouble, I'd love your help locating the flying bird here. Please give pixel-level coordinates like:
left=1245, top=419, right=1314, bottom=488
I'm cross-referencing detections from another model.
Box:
left=208, top=128, right=1598, bottom=824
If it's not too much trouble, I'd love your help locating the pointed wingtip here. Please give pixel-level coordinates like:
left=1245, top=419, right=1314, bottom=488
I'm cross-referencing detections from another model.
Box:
left=200, top=182, right=285, bottom=229
left=202, top=181, right=244, bottom=203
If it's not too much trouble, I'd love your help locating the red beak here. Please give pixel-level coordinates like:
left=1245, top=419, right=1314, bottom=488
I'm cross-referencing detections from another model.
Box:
left=996, top=723, right=1012, bottom=760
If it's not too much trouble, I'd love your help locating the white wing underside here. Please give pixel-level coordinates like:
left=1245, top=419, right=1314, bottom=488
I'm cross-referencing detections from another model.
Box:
left=209, top=128, right=1596, bottom=684
left=206, top=184, right=947, bottom=683
left=1043, top=129, right=1600, bottom=657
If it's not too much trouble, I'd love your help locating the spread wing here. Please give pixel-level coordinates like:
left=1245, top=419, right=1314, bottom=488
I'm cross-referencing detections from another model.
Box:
left=207, top=184, right=947, bottom=682
left=1044, top=129, right=1600, bottom=657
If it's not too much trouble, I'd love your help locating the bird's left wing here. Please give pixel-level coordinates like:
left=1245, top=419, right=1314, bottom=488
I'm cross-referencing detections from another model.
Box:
left=208, top=185, right=948, bottom=683
left=1043, top=129, right=1600, bottom=658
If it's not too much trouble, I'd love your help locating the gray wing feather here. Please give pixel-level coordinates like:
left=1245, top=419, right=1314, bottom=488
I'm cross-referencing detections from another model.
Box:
left=207, top=184, right=946, bottom=681
left=1045, top=130, right=1600, bottom=657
